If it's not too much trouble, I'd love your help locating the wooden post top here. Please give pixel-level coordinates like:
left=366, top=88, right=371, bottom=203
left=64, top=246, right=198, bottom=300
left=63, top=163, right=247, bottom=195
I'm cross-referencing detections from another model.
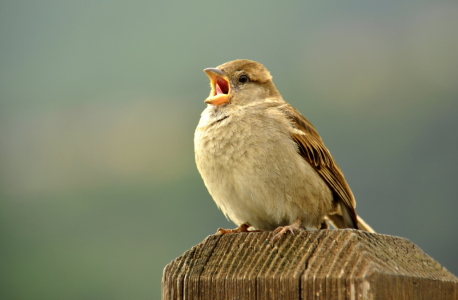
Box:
left=162, top=230, right=458, bottom=300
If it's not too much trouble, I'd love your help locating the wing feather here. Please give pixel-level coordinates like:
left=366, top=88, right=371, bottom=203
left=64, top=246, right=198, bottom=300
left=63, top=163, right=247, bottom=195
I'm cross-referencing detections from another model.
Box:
left=278, top=104, right=358, bottom=228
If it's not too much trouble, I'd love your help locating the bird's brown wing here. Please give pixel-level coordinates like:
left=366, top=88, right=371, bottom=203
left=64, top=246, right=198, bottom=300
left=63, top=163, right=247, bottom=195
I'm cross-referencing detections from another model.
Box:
left=278, top=104, right=358, bottom=229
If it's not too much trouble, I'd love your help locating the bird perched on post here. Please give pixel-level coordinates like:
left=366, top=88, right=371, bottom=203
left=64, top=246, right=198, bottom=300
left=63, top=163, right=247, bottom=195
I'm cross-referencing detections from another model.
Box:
left=194, top=59, right=374, bottom=238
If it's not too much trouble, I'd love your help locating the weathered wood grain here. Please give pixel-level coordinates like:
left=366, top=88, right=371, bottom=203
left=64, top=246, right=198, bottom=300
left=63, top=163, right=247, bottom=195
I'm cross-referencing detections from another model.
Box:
left=162, top=230, right=458, bottom=300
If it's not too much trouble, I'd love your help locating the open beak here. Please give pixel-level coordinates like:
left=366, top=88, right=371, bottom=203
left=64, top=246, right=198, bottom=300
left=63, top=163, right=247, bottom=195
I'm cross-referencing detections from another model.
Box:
left=203, top=68, right=230, bottom=105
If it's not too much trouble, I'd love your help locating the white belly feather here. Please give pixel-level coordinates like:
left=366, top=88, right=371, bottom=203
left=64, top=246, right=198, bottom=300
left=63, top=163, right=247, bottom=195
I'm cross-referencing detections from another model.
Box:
left=194, top=105, right=333, bottom=230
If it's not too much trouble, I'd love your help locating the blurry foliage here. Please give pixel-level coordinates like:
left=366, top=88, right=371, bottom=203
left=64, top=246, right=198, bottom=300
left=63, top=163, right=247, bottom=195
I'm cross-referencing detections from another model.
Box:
left=1, top=1, right=457, bottom=299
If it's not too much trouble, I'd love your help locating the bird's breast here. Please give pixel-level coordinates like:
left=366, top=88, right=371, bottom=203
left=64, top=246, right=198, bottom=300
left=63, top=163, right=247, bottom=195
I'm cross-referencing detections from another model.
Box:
left=194, top=106, right=333, bottom=230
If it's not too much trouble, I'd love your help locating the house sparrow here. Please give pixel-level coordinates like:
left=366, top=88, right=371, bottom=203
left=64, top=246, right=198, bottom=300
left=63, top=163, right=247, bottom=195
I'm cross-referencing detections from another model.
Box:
left=194, top=59, right=374, bottom=237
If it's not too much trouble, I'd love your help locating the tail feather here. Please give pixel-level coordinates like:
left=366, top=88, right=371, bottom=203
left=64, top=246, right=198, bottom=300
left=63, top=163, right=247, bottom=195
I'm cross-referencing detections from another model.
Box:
left=356, top=215, right=375, bottom=233
left=326, top=214, right=375, bottom=233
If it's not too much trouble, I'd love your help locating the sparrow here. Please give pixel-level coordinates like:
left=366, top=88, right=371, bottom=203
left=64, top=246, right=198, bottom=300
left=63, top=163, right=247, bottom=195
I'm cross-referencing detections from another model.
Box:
left=194, top=59, right=374, bottom=238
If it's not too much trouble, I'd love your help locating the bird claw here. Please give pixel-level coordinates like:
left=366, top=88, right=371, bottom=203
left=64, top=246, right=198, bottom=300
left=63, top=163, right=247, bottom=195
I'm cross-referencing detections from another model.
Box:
left=272, top=219, right=304, bottom=241
left=216, top=223, right=262, bottom=235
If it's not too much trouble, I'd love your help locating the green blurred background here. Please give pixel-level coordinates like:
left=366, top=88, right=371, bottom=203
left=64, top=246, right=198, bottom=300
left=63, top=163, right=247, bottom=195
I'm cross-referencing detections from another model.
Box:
left=1, top=1, right=457, bottom=299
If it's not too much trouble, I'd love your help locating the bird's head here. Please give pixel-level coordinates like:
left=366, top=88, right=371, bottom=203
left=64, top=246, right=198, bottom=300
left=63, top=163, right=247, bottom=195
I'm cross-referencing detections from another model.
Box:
left=203, top=59, right=281, bottom=106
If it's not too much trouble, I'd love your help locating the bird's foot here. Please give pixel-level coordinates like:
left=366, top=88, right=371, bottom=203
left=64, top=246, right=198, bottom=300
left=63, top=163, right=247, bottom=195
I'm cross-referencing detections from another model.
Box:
left=216, top=223, right=262, bottom=235
left=272, top=219, right=304, bottom=240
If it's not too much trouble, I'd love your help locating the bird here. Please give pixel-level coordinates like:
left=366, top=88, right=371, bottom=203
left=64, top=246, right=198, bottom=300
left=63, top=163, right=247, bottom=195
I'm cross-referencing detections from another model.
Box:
left=194, top=59, right=374, bottom=238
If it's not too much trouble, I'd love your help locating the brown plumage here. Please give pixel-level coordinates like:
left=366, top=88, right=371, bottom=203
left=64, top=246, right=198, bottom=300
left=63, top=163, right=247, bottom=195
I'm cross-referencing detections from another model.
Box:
left=194, top=59, right=374, bottom=235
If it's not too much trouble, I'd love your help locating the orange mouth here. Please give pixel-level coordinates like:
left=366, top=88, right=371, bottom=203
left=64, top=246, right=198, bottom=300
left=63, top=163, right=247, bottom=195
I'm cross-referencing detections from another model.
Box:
left=203, top=68, right=230, bottom=105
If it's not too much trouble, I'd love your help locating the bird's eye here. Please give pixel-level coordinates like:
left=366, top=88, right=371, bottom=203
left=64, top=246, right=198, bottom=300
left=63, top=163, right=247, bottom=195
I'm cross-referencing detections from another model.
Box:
left=238, top=74, right=249, bottom=83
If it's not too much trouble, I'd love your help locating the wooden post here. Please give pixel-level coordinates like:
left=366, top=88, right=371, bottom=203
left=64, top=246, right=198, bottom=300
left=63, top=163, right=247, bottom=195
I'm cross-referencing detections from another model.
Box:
left=162, top=230, right=458, bottom=300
